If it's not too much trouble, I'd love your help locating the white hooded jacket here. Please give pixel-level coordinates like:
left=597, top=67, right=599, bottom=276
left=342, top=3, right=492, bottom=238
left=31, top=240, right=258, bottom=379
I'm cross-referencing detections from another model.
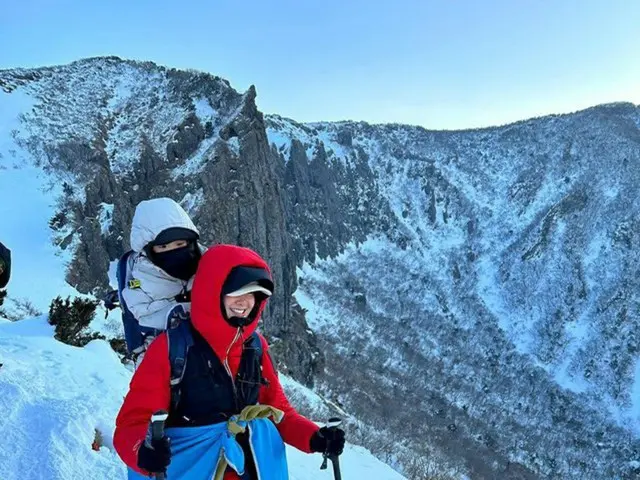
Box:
left=121, top=198, right=199, bottom=330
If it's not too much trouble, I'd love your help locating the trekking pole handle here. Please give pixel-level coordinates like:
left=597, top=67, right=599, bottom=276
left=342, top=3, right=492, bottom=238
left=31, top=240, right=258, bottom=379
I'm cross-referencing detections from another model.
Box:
left=326, top=417, right=342, bottom=429
left=151, top=410, right=169, bottom=480
left=320, top=417, right=343, bottom=480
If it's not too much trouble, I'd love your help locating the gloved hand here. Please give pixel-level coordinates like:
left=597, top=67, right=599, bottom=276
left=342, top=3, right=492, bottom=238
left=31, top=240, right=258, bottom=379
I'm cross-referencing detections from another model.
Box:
left=137, top=435, right=171, bottom=473
left=310, top=426, right=346, bottom=456
left=103, top=290, right=120, bottom=310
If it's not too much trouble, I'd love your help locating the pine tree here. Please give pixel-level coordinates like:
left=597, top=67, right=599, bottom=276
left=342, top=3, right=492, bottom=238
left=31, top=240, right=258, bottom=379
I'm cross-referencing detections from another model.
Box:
left=47, top=296, right=105, bottom=347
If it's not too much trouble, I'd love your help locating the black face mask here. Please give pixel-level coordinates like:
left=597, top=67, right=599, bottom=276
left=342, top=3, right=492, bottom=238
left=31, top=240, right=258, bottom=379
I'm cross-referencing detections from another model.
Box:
left=151, top=243, right=200, bottom=281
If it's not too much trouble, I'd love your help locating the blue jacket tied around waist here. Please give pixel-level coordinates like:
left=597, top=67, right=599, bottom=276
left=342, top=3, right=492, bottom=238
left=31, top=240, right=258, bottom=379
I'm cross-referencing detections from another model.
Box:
left=128, top=414, right=288, bottom=480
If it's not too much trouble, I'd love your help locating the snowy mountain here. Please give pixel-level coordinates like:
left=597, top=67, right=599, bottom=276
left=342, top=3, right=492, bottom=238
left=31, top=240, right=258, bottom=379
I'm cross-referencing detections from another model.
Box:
left=0, top=316, right=405, bottom=480
left=0, top=57, right=318, bottom=380
left=268, top=110, right=640, bottom=479
left=1, top=57, right=640, bottom=479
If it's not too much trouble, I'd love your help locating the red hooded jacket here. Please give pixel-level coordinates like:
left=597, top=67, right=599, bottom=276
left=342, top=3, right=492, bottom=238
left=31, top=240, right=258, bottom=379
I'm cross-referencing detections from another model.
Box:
left=114, top=244, right=319, bottom=479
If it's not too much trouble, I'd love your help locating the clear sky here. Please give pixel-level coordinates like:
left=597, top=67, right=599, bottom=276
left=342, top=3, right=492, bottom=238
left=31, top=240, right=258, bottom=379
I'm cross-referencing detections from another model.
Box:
left=1, top=0, right=639, bottom=129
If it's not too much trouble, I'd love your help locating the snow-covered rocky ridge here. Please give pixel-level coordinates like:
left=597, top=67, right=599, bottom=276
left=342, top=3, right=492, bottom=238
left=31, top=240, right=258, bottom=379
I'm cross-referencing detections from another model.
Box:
left=0, top=57, right=317, bottom=383
left=1, top=56, right=640, bottom=478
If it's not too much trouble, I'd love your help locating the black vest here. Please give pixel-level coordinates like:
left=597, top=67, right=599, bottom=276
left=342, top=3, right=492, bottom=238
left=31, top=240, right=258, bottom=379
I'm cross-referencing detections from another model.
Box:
left=166, top=326, right=264, bottom=428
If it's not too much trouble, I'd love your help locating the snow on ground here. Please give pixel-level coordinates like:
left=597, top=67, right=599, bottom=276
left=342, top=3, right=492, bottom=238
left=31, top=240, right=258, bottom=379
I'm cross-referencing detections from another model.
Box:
left=0, top=317, right=129, bottom=480
left=266, top=117, right=355, bottom=166
left=287, top=444, right=406, bottom=480
left=180, top=188, right=205, bottom=217
left=171, top=89, right=251, bottom=179
left=98, top=203, right=114, bottom=236
left=0, top=89, right=80, bottom=316
left=107, top=260, right=119, bottom=289
left=266, top=115, right=318, bottom=160
left=170, top=133, right=218, bottom=177
left=0, top=162, right=78, bottom=314
left=193, top=97, right=216, bottom=123
left=0, top=316, right=406, bottom=479
left=279, top=374, right=327, bottom=413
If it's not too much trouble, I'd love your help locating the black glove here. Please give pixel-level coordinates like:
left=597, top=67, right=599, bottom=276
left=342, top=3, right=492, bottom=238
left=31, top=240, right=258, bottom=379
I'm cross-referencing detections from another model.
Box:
left=137, top=436, right=171, bottom=473
left=103, top=290, right=120, bottom=310
left=310, top=426, right=346, bottom=456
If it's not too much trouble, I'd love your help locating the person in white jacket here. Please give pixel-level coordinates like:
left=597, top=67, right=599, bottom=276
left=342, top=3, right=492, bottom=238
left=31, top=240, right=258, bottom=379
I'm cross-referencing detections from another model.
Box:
left=122, top=198, right=202, bottom=338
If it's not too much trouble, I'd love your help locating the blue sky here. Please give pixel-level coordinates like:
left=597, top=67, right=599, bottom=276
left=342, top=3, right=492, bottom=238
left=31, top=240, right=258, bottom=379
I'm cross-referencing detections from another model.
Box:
left=2, top=0, right=639, bottom=129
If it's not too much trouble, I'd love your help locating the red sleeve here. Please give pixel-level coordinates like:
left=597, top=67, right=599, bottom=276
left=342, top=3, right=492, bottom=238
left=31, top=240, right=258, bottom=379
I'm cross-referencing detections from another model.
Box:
left=257, top=335, right=319, bottom=453
left=113, top=333, right=171, bottom=474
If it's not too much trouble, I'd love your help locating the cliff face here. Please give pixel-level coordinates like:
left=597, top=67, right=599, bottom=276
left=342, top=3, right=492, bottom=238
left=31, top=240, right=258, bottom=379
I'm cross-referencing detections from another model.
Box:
left=0, top=57, right=321, bottom=381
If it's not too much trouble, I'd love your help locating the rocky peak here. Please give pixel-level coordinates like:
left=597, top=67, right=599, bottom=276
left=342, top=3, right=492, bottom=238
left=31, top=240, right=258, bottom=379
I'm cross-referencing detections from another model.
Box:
left=1, top=57, right=322, bottom=383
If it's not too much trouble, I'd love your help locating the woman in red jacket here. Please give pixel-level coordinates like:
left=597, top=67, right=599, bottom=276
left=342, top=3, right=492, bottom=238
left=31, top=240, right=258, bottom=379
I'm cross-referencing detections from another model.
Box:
left=114, top=244, right=345, bottom=479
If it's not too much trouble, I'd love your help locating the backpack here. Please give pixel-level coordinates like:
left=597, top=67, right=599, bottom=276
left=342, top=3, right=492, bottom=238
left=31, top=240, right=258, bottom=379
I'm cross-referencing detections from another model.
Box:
left=104, top=250, right=162, bottom=357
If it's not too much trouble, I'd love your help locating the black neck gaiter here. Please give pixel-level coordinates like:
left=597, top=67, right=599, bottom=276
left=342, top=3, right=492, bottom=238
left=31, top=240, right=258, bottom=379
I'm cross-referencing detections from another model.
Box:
left=151, top=243, right=201, bottom=281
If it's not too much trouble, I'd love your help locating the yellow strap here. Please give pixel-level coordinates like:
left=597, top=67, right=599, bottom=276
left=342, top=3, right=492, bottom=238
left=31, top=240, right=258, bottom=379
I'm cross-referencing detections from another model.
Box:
left=227, top=421, right=245, bottom=436
left=213, top=405, right=285, bottom=480
left=128, top=279, right=141, bottom=289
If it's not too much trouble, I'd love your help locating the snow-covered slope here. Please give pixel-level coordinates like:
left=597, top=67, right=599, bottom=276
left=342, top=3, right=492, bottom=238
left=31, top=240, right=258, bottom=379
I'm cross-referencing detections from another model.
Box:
left=0, top=58, right=241, bottom=179
left=0, top=317, right=406, bottom=480
left=0, top=89, right=80, bottom=318
left=267, top=107, right=640, bottom=478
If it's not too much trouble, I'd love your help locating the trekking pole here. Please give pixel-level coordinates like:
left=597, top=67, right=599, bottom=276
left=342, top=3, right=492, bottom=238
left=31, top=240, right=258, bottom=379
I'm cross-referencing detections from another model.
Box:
left=150, top=410, right=169, bottom=480
left=319, top=417, right=343, bottom=480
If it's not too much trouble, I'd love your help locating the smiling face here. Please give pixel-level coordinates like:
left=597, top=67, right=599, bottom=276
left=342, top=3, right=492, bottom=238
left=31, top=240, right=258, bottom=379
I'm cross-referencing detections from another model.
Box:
left=223, top=292, right=256, bottom=319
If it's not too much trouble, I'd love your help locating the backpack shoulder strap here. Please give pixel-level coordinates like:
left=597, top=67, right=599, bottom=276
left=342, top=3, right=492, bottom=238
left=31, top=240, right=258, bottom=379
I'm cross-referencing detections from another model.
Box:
left=116, top=250, right=135, bottom=307
left=248, top=332, right=264, bottom=358
left=116, top=250, right=144, bottom=355
left=167, top=318, right=194, bottom=411
left=236, top=332, right=268, bottom=402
